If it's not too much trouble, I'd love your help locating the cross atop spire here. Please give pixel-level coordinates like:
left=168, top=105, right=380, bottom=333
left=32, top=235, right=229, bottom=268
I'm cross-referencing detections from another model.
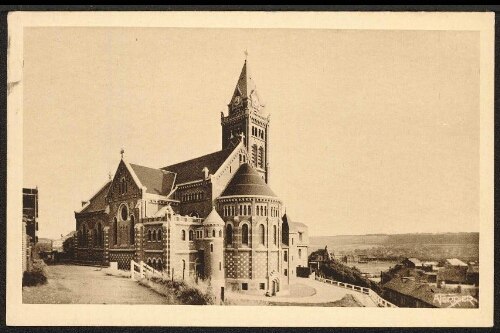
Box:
left=244, top=49, right=248, bottom=61
left=120, top=148, right=124, bottom=159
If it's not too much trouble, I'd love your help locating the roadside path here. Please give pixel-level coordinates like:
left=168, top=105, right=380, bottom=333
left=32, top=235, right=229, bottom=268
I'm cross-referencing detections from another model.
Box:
left=23, top=264, right=169, bottom=304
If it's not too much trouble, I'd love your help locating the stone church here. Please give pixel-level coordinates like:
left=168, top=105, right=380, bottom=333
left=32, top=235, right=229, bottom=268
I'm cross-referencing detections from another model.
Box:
left=74, top=59, right=309, bottom=295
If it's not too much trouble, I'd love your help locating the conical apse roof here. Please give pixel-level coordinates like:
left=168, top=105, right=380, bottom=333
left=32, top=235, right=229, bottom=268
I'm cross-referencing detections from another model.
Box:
left=220, top=163, right=277, bottom=197
left=203, top=207, right=225, bottom=226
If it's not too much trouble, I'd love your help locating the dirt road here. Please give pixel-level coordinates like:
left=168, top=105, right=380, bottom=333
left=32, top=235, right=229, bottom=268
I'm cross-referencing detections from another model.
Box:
left=23, top=264, right=169, bottom=304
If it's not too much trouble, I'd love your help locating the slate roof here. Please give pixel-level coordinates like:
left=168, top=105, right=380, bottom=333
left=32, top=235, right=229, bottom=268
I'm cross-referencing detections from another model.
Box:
left=232, top=60, right=257, bottom=100
left=282, top=213, right=308, bottom=231
left=437, top=266, right=467, bottom=283
left=446, top=258, right=468, bottom=267
left=406, top=258, right=423, bottom=266
left=220, top=163, right=276, bottom=197
left=79, top=181, right=112, bottom=214
left=162, top=148, right=235, bottom=185
left=289, top=221, right=308, bottom=231
left=383, top=278, right=477, bottom=308
left=130, top=163, right=176, bottom=196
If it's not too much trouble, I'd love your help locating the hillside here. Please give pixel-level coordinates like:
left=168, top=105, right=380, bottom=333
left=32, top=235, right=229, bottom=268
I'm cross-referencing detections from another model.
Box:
left=309, top=232, right=479, bottom=262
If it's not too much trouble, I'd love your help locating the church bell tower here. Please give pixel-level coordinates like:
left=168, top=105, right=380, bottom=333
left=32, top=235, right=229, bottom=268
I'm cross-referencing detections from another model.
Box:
left=221, top=58, right=270, bottom=183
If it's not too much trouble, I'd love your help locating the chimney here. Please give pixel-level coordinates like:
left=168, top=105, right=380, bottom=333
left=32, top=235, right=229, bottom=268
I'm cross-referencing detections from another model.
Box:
left=202, top=167, right=209, bottom=180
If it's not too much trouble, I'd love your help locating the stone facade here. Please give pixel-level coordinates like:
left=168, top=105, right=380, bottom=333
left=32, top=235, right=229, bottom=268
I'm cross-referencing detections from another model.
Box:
left=74, top=59, right=309, bottom=295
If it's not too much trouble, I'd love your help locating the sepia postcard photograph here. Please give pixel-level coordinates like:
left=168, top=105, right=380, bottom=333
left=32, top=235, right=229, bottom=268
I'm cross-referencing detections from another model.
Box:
left=6, top=10, right=494, bottom=327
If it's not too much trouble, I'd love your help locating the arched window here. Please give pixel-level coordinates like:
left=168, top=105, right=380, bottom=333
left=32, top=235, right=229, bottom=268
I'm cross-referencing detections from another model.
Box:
left=113, top=217, right=118, bottom=245
left=219, top=230, right=222, bottom=238
left=158, top=229, right=162, bottom=241
left=273, top=225, right=277, bottom=245
left=212, top=229, right=216, bottom=238
left=130, top=215, right=135, bottom=245
left=260, top=206, right=264, bottom=216
left=181, top=229, right=186, bottom=241
left=157, top=259, right=163, bottom=271
left=147, top=258, right=152, bottom=266
left=252, top=144, right=258, bottom=166
left=259, top=224, right=265, bottom=245
left=189, top=230, right=194, bottom=241
left=152, top=259, right=157, bottom=270
left=226, top=225, right=233, bottom=246
left=96, top=222, right=103, bottom=246
left=77, top=230, right=82, bottom=246
left=92, top=228, right=97, bottom=247
left=210, top=243, right=214, bottom=252
left=120, top=177, right=127, bottom=195
left=82, top=224, right=87, bottom=247
left=258, top=146, right=264, bottom=168
left=120, top=204, right=128, bottom=221
left=243, top=205, right=247, bottom=216
left=242, top=224, right=249, bottom=245
left=153, top=230, right=157, bottom=242
left=147, top=230, right=152, bottom=242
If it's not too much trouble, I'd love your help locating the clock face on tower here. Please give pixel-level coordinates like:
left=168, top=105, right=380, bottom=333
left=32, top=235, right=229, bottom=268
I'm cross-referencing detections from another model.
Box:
left=233, top=95, right=241, bottom=106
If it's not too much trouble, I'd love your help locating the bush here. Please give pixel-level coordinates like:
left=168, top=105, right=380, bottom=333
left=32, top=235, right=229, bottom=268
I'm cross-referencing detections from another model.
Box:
left=319, top=259, right=381, bottom=293
left=22, top=267, right=47, bottom=287
left=142, top=276, right=215, bottom=305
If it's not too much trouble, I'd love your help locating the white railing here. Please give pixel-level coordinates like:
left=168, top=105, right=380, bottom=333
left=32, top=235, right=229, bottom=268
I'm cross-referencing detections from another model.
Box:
left=315, top=276, right=398, bottom=308
left=130, top=260, right=165, bottom=280
left=367, top=289, right=398, bottom=308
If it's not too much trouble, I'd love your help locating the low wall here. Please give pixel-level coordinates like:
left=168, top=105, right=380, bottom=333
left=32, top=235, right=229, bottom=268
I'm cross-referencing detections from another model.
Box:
left=315, top=276, right=397, bottom=308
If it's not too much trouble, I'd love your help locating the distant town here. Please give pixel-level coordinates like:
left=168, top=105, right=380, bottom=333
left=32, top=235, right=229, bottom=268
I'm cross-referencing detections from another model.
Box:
left=24, top=185, right=478, bottom=308
left=21, top=56, right=479, bottom=309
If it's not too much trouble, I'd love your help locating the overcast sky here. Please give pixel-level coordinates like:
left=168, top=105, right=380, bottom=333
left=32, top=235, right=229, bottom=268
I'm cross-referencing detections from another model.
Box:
left=22, top=27, right=479, bottom=239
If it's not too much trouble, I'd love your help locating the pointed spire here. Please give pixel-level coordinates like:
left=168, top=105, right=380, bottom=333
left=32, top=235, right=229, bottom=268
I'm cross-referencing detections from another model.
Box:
left=230, top=56, right=258, bottom=104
